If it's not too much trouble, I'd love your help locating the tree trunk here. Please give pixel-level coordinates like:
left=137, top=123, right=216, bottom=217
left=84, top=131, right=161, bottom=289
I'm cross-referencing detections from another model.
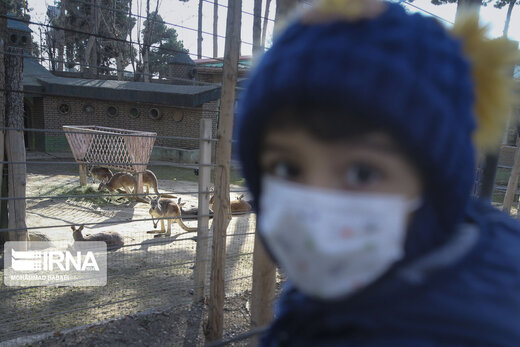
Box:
left=5, top=46, right=27, bottom=243
left=143, top=0, right=160, bottom=82
left=143, top=0, right=151, bottom=82
left=46, top=31, right=57, bottom=71
left=205, top=0, right=242, bottom=342
left=455, top=0, right=482, bottom=22
left=116, top=48, right=124, bottom=80
left=253, top=0, right=262, bottom=57
left=84, top=0, right=99, bottom=76
left=84, top=36, right=95, bottom=72
left=503, top=0, right=515, bottom=37
left=213, top=0, right=218, bottom=58
left=275, top=0, right=299, bottom=34
left=143, top=48, right=150, bottom=82
left=198, top=0, right=203, bottom=59
left=128, top=0, right=136, bottom=75
left=261, top=0, right=272, bottom=49
left=57, top=36, right=64, bottom=71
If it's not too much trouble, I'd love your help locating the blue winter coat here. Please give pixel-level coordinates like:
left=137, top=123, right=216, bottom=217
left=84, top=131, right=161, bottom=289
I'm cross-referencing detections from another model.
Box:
left=260, top=199, right=520, bottom=346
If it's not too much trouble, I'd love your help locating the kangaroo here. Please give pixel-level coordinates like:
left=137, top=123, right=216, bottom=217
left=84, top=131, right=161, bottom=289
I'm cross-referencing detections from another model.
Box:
left=98, top=172, right=137, bottom=200
left=71, top=225, right=124, bottom=251
left=209, top=193, right=252, bottom=213
left=149, top=196, right=197, bottom=236
left=89, top=166, right=113, bottom=184
left=134, top=169, right=159, bottom=195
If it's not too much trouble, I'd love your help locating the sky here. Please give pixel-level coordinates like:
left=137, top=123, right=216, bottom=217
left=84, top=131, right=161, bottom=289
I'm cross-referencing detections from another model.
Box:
left=27, top=0, right=520, bottom=67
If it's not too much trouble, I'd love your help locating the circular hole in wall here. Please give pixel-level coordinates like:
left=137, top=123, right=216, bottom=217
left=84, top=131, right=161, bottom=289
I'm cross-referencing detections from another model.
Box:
left=107, top=106, right=118, bottom=117
left=83, top=104, right=95, bottom=115
left=9, top=34, right=17, bottom=44
left=149, top=108, right=161, bottom=120
left=58, top=103, right=70, bottom=114
left=129, top=107, right=139, bottom=118
left=20, top=35, right=27, bottom=44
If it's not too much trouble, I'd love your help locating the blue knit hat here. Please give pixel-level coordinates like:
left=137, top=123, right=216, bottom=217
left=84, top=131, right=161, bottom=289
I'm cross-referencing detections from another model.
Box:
left=236, top=1, right=515, bottom=257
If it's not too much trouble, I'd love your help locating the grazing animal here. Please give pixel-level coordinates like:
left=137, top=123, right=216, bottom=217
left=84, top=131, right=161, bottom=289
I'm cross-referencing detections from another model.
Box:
left=149, top=196, right=197, bottom=236
left=209, top=194, right=252, bottom=214
left=98, top=172, right=137, bottom=199
left=133, top=169, right=159, bottom=195
left=71, top=225, right=124, bottom=251
left=89, top=166, right=113, bottom=184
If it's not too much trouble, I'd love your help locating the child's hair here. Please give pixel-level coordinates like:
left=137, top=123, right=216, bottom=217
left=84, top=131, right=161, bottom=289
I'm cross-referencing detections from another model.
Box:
left=264, top=105, right=383, bottom=142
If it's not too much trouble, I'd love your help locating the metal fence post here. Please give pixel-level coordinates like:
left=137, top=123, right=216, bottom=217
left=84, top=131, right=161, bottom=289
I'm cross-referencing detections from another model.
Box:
left=194, top=118, right=212, bottom=302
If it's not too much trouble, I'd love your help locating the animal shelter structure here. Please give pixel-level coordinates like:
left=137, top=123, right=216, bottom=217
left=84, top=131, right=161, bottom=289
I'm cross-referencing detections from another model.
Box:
left=22, top=58, right=220, bottom=154
left=63, top=125, right=156, bottom=192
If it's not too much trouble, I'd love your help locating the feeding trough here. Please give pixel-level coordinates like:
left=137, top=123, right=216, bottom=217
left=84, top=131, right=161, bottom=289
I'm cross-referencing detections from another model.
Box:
left=63, top=125, right=157, bottom=193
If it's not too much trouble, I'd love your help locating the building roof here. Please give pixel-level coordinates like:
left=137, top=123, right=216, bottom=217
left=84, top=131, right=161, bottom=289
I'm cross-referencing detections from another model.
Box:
left=7, top=14, right=31, bottom=33
left=23, top=58, right=221, bottom=107
left=194, top=56, right=251, bottom=70
left=167, top=52, right=195, bottom=66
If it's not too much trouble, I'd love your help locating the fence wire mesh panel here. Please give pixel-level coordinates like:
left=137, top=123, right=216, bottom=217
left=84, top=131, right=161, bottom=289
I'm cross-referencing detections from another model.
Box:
left=0, top=126, right=260, bottom=344
left=224, top=213, right=256, bottom=294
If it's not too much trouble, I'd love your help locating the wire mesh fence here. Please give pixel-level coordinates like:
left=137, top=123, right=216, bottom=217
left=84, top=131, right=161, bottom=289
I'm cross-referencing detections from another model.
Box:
left=0, top=124, right=261, bottom=344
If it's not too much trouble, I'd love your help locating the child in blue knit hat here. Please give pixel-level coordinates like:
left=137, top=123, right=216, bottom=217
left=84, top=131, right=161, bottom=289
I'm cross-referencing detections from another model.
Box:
left=236, top=0, right=520, bottom=345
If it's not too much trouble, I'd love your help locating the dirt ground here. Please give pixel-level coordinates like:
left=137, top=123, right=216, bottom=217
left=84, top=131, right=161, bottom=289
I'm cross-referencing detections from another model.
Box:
left=0, top=160, right=264, bottom=346
left=9, top=292, right=259, bottom=347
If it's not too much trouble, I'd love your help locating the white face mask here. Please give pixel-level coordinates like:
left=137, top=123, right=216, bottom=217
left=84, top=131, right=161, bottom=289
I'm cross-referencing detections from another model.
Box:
left=259, top=176, right=420, bottom=300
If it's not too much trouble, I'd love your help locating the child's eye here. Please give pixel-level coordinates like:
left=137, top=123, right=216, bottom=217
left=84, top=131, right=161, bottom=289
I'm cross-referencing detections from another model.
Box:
left=268, top=161, right=301, bottom=180
left=344, top=163, right=382, bottom=188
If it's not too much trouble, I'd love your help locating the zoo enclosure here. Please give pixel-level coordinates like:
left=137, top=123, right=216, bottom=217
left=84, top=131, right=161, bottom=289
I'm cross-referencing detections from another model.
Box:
left=0, top=120, right=276, bottom=344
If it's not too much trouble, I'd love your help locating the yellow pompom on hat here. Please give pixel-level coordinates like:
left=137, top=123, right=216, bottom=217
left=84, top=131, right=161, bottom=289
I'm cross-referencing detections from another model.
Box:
left=450, top=13, right=520, bottom=152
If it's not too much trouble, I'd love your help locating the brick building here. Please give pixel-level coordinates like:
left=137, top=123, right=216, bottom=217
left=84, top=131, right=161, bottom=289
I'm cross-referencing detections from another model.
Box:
left=23, top=57, right=221, bottom=156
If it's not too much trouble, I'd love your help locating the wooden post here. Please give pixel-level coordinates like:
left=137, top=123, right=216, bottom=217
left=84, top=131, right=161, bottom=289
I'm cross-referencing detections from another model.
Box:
left=205, top=0, right=242, bottom=342
left=5, top=46, right=27, bottom=243
left=136, top=172, right=143, bottom=195
left=503, top=135, right=520, bottom=214
left=194, top=118, right=212, bottom=302
left=0, top=2, right=6, bottom=244
left=250, top=227, right=276, bottom=328
left=79, top=164, right=87, bottom=186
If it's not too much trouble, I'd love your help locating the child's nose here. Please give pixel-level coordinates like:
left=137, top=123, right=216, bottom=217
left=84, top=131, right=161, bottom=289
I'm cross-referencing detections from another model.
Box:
left=303, top=166, right=342, bottom=191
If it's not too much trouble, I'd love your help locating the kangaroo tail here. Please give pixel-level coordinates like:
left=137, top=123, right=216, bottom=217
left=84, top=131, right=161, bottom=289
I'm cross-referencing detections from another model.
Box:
left=176, top=217, right=197, bottom=232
